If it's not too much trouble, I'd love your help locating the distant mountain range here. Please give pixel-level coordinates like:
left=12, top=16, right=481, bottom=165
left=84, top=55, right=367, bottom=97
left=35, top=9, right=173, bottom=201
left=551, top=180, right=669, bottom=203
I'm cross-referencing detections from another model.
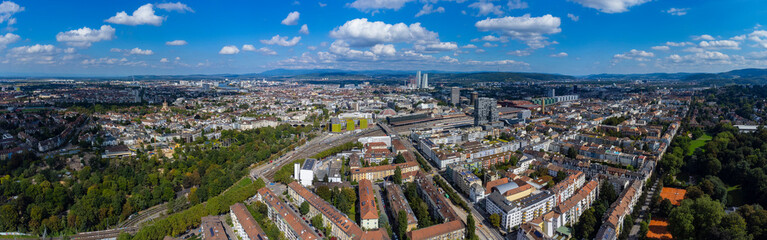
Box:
left=8, top=68, right=767, bottom=84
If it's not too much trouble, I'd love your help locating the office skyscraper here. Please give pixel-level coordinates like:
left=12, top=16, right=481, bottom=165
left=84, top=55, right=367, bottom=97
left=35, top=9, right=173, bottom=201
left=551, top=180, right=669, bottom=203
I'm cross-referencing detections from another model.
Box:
left=421, top=73, right=428, bottom=89
left=548, top=89, right=555, bottom=98
left=451, top=87, right=460, bottom=106
left=474, top=97, right=499, bottom=126
left=416, top=71, right=421, bottom=89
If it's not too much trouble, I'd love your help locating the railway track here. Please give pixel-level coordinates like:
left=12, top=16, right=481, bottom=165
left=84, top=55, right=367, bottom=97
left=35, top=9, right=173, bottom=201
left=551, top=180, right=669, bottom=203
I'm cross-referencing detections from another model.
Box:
left=117, top=203, right=167, bottom=228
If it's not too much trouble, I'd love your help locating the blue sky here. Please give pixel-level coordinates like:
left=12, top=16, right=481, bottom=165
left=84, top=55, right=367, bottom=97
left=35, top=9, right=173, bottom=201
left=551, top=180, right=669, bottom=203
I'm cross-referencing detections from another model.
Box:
left=1, top=0, right=767, bottom=76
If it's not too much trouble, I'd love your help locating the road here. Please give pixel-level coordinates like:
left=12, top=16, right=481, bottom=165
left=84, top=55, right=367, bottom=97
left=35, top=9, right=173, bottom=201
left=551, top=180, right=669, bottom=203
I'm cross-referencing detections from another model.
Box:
left=258, top=127, right=381, bottom=180
left=629, top=179, right=658, bottom=239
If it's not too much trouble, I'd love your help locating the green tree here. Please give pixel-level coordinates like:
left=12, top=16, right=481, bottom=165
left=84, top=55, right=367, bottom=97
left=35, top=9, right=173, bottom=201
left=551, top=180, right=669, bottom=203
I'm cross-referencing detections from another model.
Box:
left=397, top=210, right=408, bottom=240
left=300, top=201, right=310, bottom=216
left=466, top=214, right=478, bottom=240
left=668, top=197, right=725, bottom=240
left=567, top=147, right=578, bottom=159
left=0, top=204, right=19, bottom=231
left=659, top=199, right=674, bottom=217
left=599, top=181, right=618, bottom=204
left=393, top=166, right=402, bottom=185
left=574, top=208, right=597, bottom=239
left=394, top=153, right=406, bottom=164
left=489, top=213, right=501, bottom=228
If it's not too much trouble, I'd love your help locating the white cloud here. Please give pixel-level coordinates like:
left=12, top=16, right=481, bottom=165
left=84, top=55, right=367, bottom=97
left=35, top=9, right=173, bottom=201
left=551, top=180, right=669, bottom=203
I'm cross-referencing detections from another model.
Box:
left=219, top=45, right=239, bottom=55
left=0, top=1, right=23, bottom=26
left=613, top=49, right=654, bottom=62
left=415, top=4, right=445, bottom=17
left=567, top=13, right=579, bottom=22
left=260, top=35, right=302, bottom=47
left=0, top=32, right=19, bottom=49
left=693, top=34, right=715, bottom=41
left=10, top=44, right=55, bottom=54
left=550, top=52, right=568, bottom=57
left=129, top=47, right=154, bottom=55
left=281, top=11, right=300, bottom=25
left=475, top=49, right=486, bottom=53
left=475, top=14, right=561, bottom=49
left=242, top=45, right=277, bottom=55
left=166, top=40, right=188, bottom=46
left=371, top=44, right=396, bottom=56
left=507, top=49, right=530, bottom=56
left=665, top=8, right=688, bottom=16
left=156, top=2, right=194, bottom=13
left=462, top=44, right=478, bottom=48
left=666, top=41, right=693, bottom=47
left=508, top=0, right=528, bottom=9
left=651, top=45, right=670, bottom=51
left=569, top=0, right=650, bottom=13
left=699, top=40, right=740, bottom=50
left=667, top=51, right=730, bottom=64
left=419, top=42, right=458, bottom=52
left=160, top=58, right=169, bottom=62
left=105, top=4, right=164, bottom=26
left=469, top=0, right=503, bottom=16
left=329, top=18, right=439, bottom=47
left=483, top=42, right=498, bottom=47
left=56, top=25, right=116, bottom=47
left=300, top=24, right=309, bottom=34
left=481, top=35, right=508, bottom=42
left=465, top=59, right=529, bottom=66
left=748, top=30, right=767, bottom=48
left=319, top=2, right=327, bottom=7
left=348, top=0, right=414, bottom=12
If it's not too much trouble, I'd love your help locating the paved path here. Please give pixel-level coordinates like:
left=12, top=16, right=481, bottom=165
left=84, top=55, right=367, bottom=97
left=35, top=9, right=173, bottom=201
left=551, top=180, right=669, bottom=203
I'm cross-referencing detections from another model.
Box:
left=629, top=180, right=659, bottom=239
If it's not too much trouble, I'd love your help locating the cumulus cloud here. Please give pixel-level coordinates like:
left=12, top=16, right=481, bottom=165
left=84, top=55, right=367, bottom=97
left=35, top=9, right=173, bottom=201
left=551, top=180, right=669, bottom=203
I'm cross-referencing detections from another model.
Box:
left=567, top=13, right=579, bottom=22
left=569, top=0, right=650, bottom=13
left=105, top=4, right=164, bottom=26
left=0, top=32, right=19, bottom=49
left=417, top=42, right=458, bottom=52
left=693, top=34, right=715, bottom=41
left=666, top=41, right=693, bottom=47
left=371, top=44, right=396, bottom=56
left=507, top=0, right=528, bottom=9
left=300, top=24, right=309, bottom=34
left=481, top=35, right=508, bottom=42
left=219, top=45, right=239, bottom=54
left=483, top=42, right=498, bottom=47
left=507, top=49, right=530, bottom=56
left=260, top=35, right=302, bottom=47
left=667, top=51, right=730, bottom=64
left=242, top=44, right=277, bottom=55
left=160, top=58, right=169, bottom=62
left=550, top=52, right=568, bottom=57
left=6, top=44, right=60, bottom=64
left=415, top=4, right=445, bottom=17
left=462, top=44, right=478, bottom=48
left=329, top=18, right=439, bottom=47
left=281, top=11, right=300, bottom=25
left=469, top=0, right=503, bottom=16
left=156, top=2, right=194, bottom=13
left=699, top=40, right=740, bottom=50
left=475, top=14, right=561, bottom=49
left=748, top=30, right=767, bottom=48
left=665, top=8, right=688, bottom=16
left=0, top=1, right=23, bottom=26
left=166, top=40, right=188, bottom=46
left=613, top=49, right=654, bottom=62
left=651, top=45, right=670, bottom=51
left=348, top=0, right=414, bottom=12
left=56, top=25, right=116, bottom=47
left=465, top=59, right=529, bottom=66
left=129, top=47, right=154, bottom=55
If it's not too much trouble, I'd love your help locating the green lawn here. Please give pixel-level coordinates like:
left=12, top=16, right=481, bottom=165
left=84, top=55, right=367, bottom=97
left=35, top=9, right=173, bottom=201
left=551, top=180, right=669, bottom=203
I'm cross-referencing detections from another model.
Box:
left=687, top=134, right=712, bottom=156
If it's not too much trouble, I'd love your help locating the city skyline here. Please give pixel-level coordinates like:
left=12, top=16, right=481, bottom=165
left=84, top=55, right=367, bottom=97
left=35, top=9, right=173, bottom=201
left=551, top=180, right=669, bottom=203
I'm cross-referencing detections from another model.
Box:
left=1, top=0, right=767, bottom=76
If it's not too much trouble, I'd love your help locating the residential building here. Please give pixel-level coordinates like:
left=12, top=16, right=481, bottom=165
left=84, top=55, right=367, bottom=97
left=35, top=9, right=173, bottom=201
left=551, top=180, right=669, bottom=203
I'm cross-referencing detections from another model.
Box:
left=230, top=203, right=268, bottom=240
left=359, top=179, right=379, bottom=230
left=256, top=187, right=320, bottom=240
